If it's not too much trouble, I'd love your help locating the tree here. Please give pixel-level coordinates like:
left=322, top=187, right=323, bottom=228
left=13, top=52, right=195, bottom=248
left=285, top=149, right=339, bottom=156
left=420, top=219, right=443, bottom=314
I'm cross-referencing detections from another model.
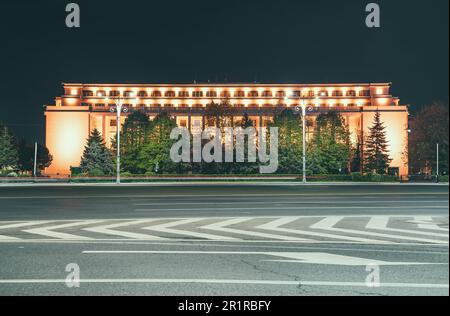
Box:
left=308, top=111, right=353, bottom=174
left=351, top=133, right=363, bottom=173
left=409, top=103, right=449, bottom=175
left=269, top=109, right=304, bottom=174
left=80, top=129, right=114, bottom=176
left=119, top=110, right=150, bottom=174
left=18, top=140, right=53, bottom=174
left=364, top=110, right=392, bottom=174
left=138, top=112, right=181, bottom=174
left=0, top=124, right=19, bottom=171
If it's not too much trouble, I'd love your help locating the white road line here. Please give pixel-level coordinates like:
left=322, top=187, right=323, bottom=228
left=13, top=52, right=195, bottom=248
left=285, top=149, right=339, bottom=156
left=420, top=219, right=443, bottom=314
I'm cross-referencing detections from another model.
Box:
left=366, top=217, right=449, bottom=238
left=413, top=216, right=449, bottom=232
left=22, top=220, right=105, bottom=240
left=257, top=217, right=386, bottom=243
left=142, top=218, right=241, bottom=241
left=311, top=217, right=448, bottom=244
left=133, top=200, right=449, bottom=206
left=0, top=278, right=447, bottom=289
left=83, top=220, right=167, bottom=240
left=135, top=206, right=448, bottom=212
left=200, top=218, right=311, bottom=241
left=0, top=221, right=53, bottom=240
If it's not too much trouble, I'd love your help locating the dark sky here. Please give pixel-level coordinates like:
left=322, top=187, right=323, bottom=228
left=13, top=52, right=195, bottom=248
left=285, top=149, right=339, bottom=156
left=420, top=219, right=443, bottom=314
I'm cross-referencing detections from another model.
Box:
left=0, top=0, right=448, bottom=144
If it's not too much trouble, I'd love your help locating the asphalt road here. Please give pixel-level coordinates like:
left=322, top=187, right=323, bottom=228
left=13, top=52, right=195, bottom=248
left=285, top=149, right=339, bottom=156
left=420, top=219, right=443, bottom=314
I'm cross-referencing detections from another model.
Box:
left=0, top=183, right=448, bottom=296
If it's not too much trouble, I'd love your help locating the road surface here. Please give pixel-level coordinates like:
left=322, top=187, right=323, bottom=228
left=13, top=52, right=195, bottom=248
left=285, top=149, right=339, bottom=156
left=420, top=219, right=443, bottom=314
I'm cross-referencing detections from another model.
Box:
left=0, top=183, right=448, bottom=296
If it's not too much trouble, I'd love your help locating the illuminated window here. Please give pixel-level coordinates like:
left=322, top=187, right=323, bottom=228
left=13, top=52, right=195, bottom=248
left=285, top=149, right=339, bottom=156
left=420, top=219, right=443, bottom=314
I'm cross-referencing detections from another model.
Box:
left=332, top=91, right=343, bottom=97
left=97, top=91, right=106, bottom=97
left=206, top=91, right=217, bottom=98
left=276, top=91, right=286, bottom=98
left=248, top=91, right=259, bottom=97
left=178, top=91, right=190, bottom=98
left=179, top=104, right=189, bottom=108
left=165, top=91, right=176, bottom=97
left=110, top=91, right=120, bottom=97
left=110, top=119, right=117, bottom=127
left=193, top=104, right=203, bottom=108
left=347, top=90, right=356, bottom=97
left=248, top=103, right=259, bottom=108
left=152, top=104, right=161, bottom=108
left=262, top=91, right=273, bottom=97
left=95, top=103, right=105, bottom=107
left=220, top=91, right=231, bottom=98
left=151, top=91, right=162, bottom=97
left=179, top=120, right=187, bottom=127
left=192, top=91, right=203, bottom=98
left=123, top=91, right=134, bottom=97
left=83, top=90, right=94, bottom=97
left=318, top=91, right=328, bottom=97
left=359, top=90, right=370, bottom=97
left=235, top=91, right=245, bottom=97
left=307, top=91, right=315, bottom=97
left=137, top=91, right=148, bottom=97
left=164, top=104, right=173, bottom=108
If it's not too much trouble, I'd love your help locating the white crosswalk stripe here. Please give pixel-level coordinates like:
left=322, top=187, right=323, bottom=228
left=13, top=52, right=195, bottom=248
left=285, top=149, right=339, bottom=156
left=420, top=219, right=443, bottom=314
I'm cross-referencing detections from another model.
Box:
left=142, top=218, right=241, bottom=241
left=311, top=216, right=448, bottom=244
left=83, top=219, right=167, bottom=240
left=0, top=216, right=447, bottom=244
left=256, top=217, right=384, bottom=243
left=200, top=218, right=312, bottom=242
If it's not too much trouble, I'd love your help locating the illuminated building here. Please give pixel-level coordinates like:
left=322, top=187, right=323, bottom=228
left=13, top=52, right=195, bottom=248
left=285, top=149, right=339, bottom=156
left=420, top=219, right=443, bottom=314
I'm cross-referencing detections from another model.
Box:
left=44, top=83, right=409, bottom=176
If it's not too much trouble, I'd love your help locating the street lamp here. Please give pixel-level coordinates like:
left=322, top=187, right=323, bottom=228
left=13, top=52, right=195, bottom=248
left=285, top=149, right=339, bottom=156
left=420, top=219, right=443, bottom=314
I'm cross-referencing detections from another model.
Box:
left=103, top=92, right=136, bottom=184
left=285, top=94, right=312, bottom=184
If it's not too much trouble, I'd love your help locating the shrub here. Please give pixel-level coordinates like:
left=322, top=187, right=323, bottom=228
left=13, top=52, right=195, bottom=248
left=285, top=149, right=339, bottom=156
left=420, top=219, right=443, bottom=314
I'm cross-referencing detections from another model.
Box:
left=88, top=169, right=105, bottom=177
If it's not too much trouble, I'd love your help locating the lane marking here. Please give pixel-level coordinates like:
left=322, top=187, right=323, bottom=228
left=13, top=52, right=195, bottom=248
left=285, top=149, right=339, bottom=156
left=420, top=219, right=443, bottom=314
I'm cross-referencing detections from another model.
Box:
left=135, top=206, right=449, bottom=212
left=81, top=250, right=442, bottom=266
left=200, top=218, right=311, bottom=242
left=257, top=217, right=386, bottom=243
left=311, top=217, right=449, bottom=244
left=412, top=216, right=449, bottom=232
left=83, top=219, right=167, bottom=240
left=0, top=278, right=446, bottom=289
left=366, top=217, right=449, bottom=238
left=22, top=220, right=105, bottom=240
left=0, top=221, right=53, bottom=241
left=142, top=218, right=241, bottom=241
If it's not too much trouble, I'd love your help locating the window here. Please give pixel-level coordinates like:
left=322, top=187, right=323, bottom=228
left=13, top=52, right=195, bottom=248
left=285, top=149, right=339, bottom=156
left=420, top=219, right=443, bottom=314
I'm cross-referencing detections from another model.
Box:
left=164, top=104, right=173, bottom=108
left=206, top=91, right=217, bottom=98
left=83, top=90, right=94, bottom=97
left=262, top=91, right=273, bottom=97
left=248, top=91, right=259, bottom=97
left=178, top=91, right=189, bottom=98
left=192, top=91, right=203, bottom=98
left=307, top=91, right=315, bottom=97
left=151, top=91, right=162, bottom=97
left=179, top=104, right=189, bottom=108
left=248, top=103, right=259, bottom=108
left=95, top=103, right=105, bottom=107
left=276, top=91, right=286, bottom=98
left=109, top=91, right=120, bottom=97
left=263, top=103, right=273, bottom=108
left=96, top=91, right=106, bottom=97
left=152, top=104, right=161, bottom=108
left=123, top=91, right=133, bottom=97
left=318, top=91, right=328, bottom=97
left=110, top=119, right=117, bottom=127
left=332, top=91, right=343, bottom=97
left=137, top=91, right=148, bottom=97
left=347, top=90, right=356, bottom=97
left=359, top=90, right=370, bottom=97
left=193, top=104, right=203, bottom=108
left=179, top=120, right=187, bottom=128
left=235, top=91, right=245, bottom=97
left=165, top=91, right=176, bottom=97
left=220, top=91, right=231, bottom=98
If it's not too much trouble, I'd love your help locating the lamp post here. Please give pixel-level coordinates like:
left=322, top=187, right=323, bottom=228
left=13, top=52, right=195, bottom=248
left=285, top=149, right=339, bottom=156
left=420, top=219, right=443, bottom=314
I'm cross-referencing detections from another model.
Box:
left=103, top=92, right=135, bottom=184
left=285, top=94, right=310, bottom=184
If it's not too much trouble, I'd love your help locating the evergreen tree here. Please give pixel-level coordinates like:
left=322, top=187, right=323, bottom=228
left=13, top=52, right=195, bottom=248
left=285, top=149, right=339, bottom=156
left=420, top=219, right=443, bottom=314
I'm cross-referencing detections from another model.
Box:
left=138, top=112, right=180, bottom=174
left=80, top=129, right=114, bottom=176
left=120, top=110, right=150, bottom=174
left=350, top=134, right=363, bottom=173
left=308, top=111, right=353, bottom=174
left=364, top=110, right=392, bottom=174
left=0, top=124, right=19, bottom=171
left=269, top=109, right=304, bottom=174
left=18, top=140, right=53, bottom=174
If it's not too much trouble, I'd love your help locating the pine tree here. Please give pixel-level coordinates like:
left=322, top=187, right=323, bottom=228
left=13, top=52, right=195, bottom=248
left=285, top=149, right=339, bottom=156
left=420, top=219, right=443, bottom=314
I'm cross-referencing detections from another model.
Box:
left=364, top=110, right=392, bottom=174
left=80, top=129, right=114, bottom=176
left=0, top=125, right=19, bottom=171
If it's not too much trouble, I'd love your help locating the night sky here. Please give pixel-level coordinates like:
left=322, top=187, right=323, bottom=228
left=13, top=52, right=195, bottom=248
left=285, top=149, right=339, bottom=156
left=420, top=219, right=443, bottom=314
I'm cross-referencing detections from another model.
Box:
left=0, top=0, right=448, bottom=144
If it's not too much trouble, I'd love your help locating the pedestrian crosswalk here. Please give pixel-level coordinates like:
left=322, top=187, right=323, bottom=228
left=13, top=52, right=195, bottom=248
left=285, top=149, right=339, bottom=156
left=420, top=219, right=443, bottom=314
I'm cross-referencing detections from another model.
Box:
left=0, top=216, right=448, bottom=244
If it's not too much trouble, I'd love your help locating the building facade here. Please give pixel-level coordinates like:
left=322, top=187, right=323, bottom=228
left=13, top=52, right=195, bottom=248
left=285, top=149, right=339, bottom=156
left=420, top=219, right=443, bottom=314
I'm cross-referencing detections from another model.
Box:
left=44, top=83, right=409, bottom=176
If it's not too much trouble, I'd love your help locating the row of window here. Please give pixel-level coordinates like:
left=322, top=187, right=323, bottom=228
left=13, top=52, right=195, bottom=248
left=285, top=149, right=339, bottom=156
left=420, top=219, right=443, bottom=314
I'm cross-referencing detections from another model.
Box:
left=82, top=89, right=371, bottom=98
left=85, top=102, right=371, bottom=108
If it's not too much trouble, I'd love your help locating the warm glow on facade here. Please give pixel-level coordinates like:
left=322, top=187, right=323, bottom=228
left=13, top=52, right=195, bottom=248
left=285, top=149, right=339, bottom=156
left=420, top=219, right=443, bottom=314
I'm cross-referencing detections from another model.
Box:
left=45, top=82, right=409, bottom=176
